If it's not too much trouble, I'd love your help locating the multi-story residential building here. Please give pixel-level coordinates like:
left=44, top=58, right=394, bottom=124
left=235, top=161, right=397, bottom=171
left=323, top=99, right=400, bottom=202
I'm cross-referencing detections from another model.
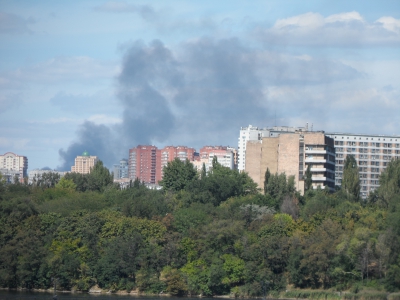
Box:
left=238, top=125, right=306, bottom=171
left=326, top=132, right=400, bottom=199
left=160, top=146, right=197, bottom=176
left=28, top=169, right=66, bottom=184
left=245, top=131, right=335, bottom=194
left=71, top=151, right=98, bottom=174
left=0, top=152, right=28, bottom=182
left=128, top=145, right=201, bottom=185
left=128, top=145, right=161, bottom=184
left=193, top=146, right=234, bottom=172
left=113, top=158, right=129, bottom=180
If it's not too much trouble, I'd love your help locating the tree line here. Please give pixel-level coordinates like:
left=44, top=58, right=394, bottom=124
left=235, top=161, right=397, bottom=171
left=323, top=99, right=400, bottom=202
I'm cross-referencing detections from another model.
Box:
left=0, top=156, right=399, bottom=296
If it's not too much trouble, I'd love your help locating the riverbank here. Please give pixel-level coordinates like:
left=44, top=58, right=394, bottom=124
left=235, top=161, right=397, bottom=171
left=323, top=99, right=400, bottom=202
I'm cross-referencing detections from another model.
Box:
left=1, top=287, right=400, bottom=300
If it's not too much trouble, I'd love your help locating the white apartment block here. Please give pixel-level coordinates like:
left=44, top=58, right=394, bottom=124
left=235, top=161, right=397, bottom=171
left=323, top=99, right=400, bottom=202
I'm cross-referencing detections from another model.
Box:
left=238, top=125, right=306, bottom=171
left=193, top=146, right=234, bottom=172
left=28, top=169, right=66, bottom=184
left=326, top=133, right=400, bottom=199
left=0, top=152, right=28, bottom=181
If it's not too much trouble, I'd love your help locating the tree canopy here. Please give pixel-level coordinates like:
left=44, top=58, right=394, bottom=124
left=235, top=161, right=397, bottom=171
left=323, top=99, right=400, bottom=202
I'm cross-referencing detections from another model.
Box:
left=342, top=155, right=360, bottom=200
left=0, top=158, right=400, bottom=296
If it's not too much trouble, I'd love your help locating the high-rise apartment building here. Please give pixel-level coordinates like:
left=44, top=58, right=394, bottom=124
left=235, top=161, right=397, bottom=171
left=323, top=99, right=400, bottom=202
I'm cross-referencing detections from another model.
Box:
left=0, top=152, right=28, bottom=182
left=245, top=132, right=335, bottom=194
left=128, top=145, right=202, bottom=184
left=238, top=125, right=306, bottom=171
left=326, top=132, right=400, bottom=198
left=160, top=146, right=197, bottom=176
left=193, top=146, right=234, bottom=172
left=71, top=151, right=98, bottom=174
left=128, top=145, right=161, bottom=184
left=113, top=159, right=129, bottom=180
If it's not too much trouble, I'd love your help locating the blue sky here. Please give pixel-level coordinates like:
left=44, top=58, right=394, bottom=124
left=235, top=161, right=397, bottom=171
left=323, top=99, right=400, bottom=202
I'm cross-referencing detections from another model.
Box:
left=1, top=0, right=399, bottom=170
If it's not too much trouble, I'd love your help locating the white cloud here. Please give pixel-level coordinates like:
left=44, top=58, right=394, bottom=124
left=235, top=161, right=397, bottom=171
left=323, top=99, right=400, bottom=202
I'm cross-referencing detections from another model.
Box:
left=257, top=11, right=400, bottom=47
left=274, top=12, right=324, bottom=29
left=325, top=11, right=364, bottom=24
left=375, top=16, right=400, bottom=34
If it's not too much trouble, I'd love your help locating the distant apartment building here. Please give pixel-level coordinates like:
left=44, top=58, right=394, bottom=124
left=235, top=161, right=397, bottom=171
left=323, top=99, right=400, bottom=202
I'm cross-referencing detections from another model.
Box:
left=128, top=145, right=199, bottom=184
left=0, top=152, right=28, bottom=183
left=128, top=145, right=161, bottom=184
left=113, top=158, right=129, bottom=180
left=326, top=132, right=400, bottom=198
left=160, top=146, right=198, bottom=176
left=238, top=125, right=306, bottom=171
left=193, top=146, right=234, bottom=172
left=28, top=169, right=66, bottom=184
left=71, top=151, right=98, bottom=174
left=245, top=131, right=335, bottom=194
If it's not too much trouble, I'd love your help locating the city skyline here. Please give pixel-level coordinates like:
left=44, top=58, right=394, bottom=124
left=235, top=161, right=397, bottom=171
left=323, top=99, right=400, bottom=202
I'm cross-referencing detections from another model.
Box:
left=1, top=0, right=399, bottom=170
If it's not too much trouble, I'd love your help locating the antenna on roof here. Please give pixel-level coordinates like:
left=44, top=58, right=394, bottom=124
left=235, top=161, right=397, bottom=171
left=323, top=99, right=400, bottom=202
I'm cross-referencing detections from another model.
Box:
left=311, top=123, right=313, bottom=132
left=275, top=110, right=276, bottom=127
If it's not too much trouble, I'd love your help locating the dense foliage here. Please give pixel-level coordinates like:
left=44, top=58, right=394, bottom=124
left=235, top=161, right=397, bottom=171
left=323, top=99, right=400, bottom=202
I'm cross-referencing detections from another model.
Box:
left=0, top=158, right=399, bottom=296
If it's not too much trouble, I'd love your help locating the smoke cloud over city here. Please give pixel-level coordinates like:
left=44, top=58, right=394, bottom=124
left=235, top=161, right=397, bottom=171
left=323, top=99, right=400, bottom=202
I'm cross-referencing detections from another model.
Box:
left=1, top=2, right=399, bottom=170
left=57, top=36, right=364, bottom=170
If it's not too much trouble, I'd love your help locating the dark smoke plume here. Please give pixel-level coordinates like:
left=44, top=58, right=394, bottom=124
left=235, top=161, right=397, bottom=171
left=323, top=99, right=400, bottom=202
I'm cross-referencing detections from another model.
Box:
left=58, top=37, right=360, bottom=170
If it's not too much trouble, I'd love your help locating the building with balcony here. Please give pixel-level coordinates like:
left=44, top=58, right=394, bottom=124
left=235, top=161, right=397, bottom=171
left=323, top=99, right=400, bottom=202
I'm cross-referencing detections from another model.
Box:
left=159, top=146, right=197, bottom=176
left=71, top=151, right=98, bottom=174
left=0, top=152, right=28, bottom=182
left=238, top=125, right=306, bottom=171
left=128, top=145, right=161, bottom=184
left=113, top=158, right=129, bottom=180
left=326, top=132, right=400, bottom=198
left=193, top=146, right=235, bottom=172
left=245, top=131, right=335, bottom=194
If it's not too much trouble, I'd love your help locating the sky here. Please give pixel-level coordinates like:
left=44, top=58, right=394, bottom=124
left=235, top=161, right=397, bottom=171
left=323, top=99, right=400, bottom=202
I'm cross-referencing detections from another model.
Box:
left=1, top=0, right=400, bottom=171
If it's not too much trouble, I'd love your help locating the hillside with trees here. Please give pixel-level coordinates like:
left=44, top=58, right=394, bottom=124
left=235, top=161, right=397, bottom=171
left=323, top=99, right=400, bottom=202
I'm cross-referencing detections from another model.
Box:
left=0, top=158, right=399, bottom=298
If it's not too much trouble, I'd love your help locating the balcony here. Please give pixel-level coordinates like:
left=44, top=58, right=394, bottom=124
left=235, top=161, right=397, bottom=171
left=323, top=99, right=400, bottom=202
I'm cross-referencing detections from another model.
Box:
left=305, top=158, right=328, bottom=164
left=305, top=149, right=326, bottom=154
left=312, top=176, right=335, bottom=183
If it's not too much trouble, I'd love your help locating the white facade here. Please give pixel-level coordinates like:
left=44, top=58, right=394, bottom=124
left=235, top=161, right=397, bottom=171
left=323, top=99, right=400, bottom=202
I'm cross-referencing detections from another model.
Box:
left=326, top=132, right=400, bottom=199
left=28, top=169, right=66, bottom=184
left=0, top=152, right=28, bottom=179
left=238, top=125, right=306, bottom=171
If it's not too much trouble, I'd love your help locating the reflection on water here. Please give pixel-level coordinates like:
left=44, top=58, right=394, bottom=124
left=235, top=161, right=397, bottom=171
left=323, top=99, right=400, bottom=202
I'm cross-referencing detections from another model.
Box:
left=0, top=291, right=219, bottom=300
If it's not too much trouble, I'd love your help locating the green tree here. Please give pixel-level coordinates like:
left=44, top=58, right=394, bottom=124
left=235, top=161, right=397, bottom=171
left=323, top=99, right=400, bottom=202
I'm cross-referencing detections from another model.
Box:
left=304, top=164, right=312, bottom=191
left=264, top=172, right=296, bottom=209
left=161, top=266, right=187, bottom=296
left=63, top=172, right=88, bottom=192
left=86, top=160, right=113, bottom=192
left=201, top=163, right=207, bottom=180
left=342, top=155, right=360, bottom=200
left=264, top=168, right=271, bottom=195
left=34, top=172, right=61, bottom=188
left=55, top=177, right=77, bottom=191
left=374, top=158, right=400, bottom=208
left=160, top=158, right=198, bottom=191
